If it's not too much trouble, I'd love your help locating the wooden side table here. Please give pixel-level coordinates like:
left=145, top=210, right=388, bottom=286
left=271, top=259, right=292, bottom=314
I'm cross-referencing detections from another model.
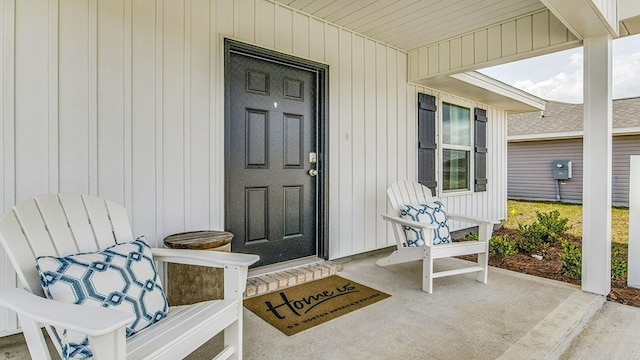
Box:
left=163, top=231, right=234, bottom=306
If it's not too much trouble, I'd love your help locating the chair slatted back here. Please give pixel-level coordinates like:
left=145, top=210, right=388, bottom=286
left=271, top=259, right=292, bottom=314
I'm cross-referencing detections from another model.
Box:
left=0, top=194, right=133, bottom=296
left=387, top=180, right=435, bottom=215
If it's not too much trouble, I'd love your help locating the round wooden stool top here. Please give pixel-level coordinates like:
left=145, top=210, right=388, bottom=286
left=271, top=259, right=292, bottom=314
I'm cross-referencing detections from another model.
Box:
left=163, top=230, right=234, bottom=250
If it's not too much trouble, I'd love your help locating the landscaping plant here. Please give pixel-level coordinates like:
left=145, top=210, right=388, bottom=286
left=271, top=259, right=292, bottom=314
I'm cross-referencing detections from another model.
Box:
left=492, top=200, right=639, bottom=307
left=611, top=244, right=628, bottom=278
left=517, top=210, right=571, bottom=243
left=559, top=239, right=582, bottom=279
left=514, top=235, right=547, bottom=255
left=489, top=235, right=517, bottom=260
left=535, top=210, right=572, bottom=240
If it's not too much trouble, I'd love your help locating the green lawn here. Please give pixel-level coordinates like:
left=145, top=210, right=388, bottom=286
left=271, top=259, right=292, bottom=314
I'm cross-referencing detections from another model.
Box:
left=503, top=200, right=629, bottom=245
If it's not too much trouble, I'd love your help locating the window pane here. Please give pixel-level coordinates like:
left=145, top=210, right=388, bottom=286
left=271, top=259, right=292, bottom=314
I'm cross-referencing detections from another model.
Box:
left=443, top=103, right=470, bottom=146
left=443, top=149, right=469, bottom=191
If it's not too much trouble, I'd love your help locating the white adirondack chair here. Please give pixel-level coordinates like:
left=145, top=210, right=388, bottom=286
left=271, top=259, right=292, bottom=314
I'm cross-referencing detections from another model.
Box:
left=377, top=181, right=497, bottom=293
left=0, top=193, right=259, bottom=359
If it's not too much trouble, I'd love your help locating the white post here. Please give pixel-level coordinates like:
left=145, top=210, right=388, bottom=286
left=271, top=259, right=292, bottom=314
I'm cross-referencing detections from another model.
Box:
left=628, top=156, right=640, bottom=287
left=581, top=35, right=612, bottom=295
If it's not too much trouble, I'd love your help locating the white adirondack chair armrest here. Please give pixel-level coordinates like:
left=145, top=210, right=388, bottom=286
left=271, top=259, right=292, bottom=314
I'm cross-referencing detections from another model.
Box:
left=447, top=213, right=500, bottom=227
left=0, top=287, right=133, bottom=336
left=151, top=248, right=259, bottom=268
left=381, top=214, right=439, bottom=230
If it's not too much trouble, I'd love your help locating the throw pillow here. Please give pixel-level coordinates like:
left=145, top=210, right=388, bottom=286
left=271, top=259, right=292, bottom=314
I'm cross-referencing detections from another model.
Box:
left=36, top=236, right=168, bottom=359
left=399, top=201, right=452, bottom=246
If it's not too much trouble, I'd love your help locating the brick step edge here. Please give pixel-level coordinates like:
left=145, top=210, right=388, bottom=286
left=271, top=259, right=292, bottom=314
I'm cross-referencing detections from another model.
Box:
left=244, top=261, right=343, bottom=298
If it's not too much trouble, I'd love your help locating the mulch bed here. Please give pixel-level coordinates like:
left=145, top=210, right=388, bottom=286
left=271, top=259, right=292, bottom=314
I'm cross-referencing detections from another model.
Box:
left=461, top=227, right=640, bottom=308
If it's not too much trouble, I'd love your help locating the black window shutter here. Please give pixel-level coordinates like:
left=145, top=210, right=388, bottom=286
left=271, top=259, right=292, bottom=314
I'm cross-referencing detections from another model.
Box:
left=474, top=108, right=487, bottom=192
left=418, top=93, right=437, bottom=196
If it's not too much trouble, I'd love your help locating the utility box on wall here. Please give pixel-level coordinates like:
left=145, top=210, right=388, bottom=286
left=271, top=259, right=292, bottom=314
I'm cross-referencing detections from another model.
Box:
left=552, top=160, right=572, bottom=180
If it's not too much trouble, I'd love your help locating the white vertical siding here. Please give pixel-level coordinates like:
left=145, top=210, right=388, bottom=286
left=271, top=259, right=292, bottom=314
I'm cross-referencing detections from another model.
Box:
left=0, top=0, right=16, bottom=334
left=590, top=0, right=618, bottom=32
left=409, top=10, right=580, bottom=80
left=363, top=38, right=378, bottom=251
left=338, top=28, right=353, bottom=257
left=351, top=34, right=366, bottom=254
left=375, top=43, right=390, bottom=248
left=0, top=0, right=509, bottom=335
left=59, top=0, right=89, bottom=194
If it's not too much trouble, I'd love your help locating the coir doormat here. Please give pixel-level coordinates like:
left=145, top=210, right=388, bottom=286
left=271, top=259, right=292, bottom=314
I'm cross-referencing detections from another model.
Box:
left=243, top=275, right=390, bottom=335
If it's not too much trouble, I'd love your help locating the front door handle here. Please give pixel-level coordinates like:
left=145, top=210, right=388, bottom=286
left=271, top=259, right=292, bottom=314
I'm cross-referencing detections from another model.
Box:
left=308, top=169, right=318, bottom=177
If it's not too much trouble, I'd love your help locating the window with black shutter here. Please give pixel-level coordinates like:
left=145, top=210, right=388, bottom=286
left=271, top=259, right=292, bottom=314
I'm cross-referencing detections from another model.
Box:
left=417, top=93, right=437, bottom=196
left=417, top=94, right=488, bottom=195
left=474, top=108, right=488, bottom=192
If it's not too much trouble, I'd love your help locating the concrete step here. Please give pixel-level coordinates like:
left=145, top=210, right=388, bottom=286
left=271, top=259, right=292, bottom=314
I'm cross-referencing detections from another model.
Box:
left=498, top=290, right=606, bottom=360
left=245, top=261, right=343, bottom=298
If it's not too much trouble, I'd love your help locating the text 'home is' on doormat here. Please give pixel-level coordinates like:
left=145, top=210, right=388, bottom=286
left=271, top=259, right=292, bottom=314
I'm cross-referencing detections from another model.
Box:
left=243, top=275, right=390, bottom=335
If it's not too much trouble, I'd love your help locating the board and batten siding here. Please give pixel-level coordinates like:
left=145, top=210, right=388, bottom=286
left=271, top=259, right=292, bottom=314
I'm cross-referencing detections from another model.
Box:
left=408, top=9, right=579, bottom=80
left=508, top=135, right=640, bottom=206
left=0, top=0, right=508, bottom=335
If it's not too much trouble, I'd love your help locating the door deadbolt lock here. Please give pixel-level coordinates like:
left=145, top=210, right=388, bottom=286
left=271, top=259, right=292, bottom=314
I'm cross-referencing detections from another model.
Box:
left=309, top=152, right=317, bottom=164
left=308, top=169, right=318, bottom=177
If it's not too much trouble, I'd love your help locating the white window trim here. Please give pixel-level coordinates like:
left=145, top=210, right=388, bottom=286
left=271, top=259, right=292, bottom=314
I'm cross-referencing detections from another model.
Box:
left=438, top=97, right=475, bottom=197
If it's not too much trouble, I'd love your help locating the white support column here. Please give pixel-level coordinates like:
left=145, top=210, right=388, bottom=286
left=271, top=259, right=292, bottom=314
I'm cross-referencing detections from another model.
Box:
left=581, top=35, right=612, bottom=295
left=628, top=156, right=640, bottom=287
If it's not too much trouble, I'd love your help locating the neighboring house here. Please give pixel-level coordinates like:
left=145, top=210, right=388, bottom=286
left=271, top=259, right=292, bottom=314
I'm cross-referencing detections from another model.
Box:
left=1, top=0, right=639, bottom=335
left=508, top=98, right=640, bottom=206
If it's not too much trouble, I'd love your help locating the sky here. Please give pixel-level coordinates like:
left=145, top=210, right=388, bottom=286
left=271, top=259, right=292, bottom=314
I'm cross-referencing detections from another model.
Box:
left=479, top=34, right=640, bottom=104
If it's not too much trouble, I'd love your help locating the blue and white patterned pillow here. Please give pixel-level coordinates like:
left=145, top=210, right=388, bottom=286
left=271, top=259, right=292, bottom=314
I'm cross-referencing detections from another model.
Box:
left=36, top=236, right=168, bottom=360
left=399, top=201, right=452, bottom=246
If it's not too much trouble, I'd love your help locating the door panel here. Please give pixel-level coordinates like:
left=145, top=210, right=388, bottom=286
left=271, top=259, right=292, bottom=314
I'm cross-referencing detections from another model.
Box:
left=226, top=51, right=317, bottom=267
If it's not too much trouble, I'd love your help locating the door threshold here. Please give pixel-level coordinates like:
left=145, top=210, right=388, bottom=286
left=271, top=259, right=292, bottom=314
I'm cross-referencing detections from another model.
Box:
left=245, top=257, right=343, bottom=298
left=248, top=256, right=323, bottom=278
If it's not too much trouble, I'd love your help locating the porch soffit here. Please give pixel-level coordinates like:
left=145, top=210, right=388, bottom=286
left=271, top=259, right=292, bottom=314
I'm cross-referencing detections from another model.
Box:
left=620, top=15, right=640, bottom=36
left=540, top=0, right=618, bottom=39
left=273, top=0, right=548, bottom=52
left=414, top=72, right=546, bottom=114
left=271, top=0, right=559, bottom=112
left=274, top=0, right=640, bottom=78
left=541, top=0, right=640, bottom=38
left=271, top=1, right=637, bottom=112
left=619, top=0, right=640, bottom=35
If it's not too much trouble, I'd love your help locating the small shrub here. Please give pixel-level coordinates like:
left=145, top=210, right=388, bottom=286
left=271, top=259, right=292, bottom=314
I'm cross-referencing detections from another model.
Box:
left=464, top=233, right=479, bottom=242
left=514, top=235, right=547, bottom=255
left=559, top=240, right=582, bottom=279
left=536, top=210, right=572, bottom=240
left=517, top=222, right=549, bottom=243
left=489, top=235, right=517, bottom=260
left=556, top=242, right=626, bottom=280
left=611, top=244, right=628, bottom=278
left=517, top=210, right=571, bottom=243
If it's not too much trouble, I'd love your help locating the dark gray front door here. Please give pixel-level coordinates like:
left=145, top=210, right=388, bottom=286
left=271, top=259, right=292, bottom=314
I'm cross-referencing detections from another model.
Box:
left=225, top=49, right=317, bottom=268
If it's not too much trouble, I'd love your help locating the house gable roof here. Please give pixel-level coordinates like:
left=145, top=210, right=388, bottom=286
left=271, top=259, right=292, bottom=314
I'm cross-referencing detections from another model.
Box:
left=508, top=97, right=640, bottom=141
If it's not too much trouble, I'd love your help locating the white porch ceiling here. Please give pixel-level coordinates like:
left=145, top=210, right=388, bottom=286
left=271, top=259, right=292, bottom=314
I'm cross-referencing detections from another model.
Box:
left=274, top=0, right=548, bottom=52
left=272, top=0, right=640, bottom=112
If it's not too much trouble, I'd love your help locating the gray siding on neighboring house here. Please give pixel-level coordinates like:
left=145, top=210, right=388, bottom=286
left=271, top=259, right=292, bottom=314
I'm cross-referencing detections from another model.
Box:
left=508, top=135, right=640, bottom=206
left=508, top=98, right=640, bottom=207
left=612, top=135, right=640, bottom=205
left=508, top=139, right=583, bottom=203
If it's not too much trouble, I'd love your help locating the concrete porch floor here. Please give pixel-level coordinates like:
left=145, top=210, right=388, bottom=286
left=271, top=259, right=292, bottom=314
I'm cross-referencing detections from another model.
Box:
left=243, top=253, right=605, bottom=360
left=3, top=251, right=640, bottom=359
